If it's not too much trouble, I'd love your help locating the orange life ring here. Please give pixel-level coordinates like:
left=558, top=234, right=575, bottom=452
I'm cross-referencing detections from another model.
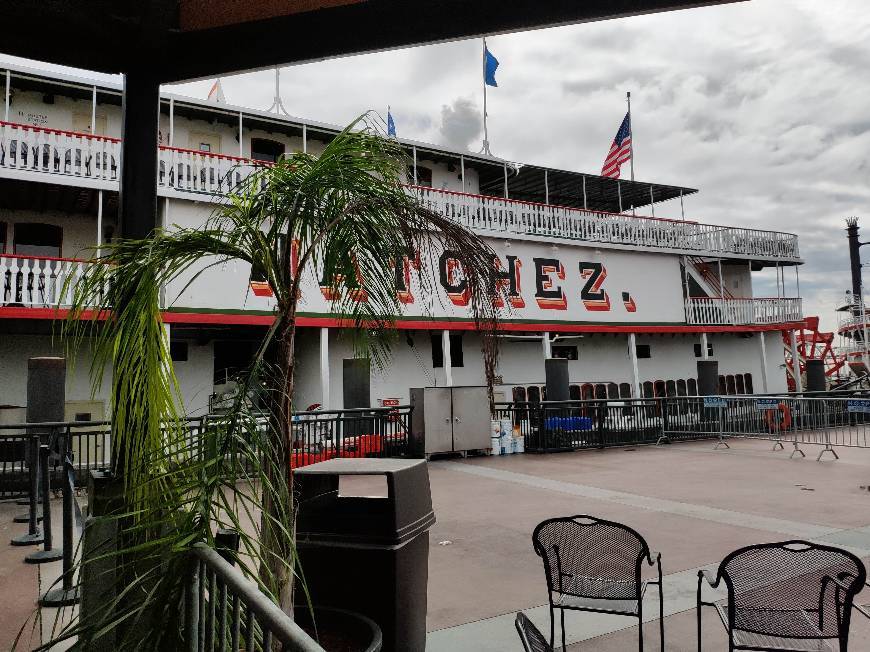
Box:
left=765, top=403, right=792, bottom=431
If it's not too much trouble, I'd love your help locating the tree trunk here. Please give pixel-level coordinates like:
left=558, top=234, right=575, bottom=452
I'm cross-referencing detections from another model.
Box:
left=259, top=306, right=298, bottom=621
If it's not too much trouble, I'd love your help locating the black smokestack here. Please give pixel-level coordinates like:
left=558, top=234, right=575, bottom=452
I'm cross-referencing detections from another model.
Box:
left=847, top=217, right=862, bottom=314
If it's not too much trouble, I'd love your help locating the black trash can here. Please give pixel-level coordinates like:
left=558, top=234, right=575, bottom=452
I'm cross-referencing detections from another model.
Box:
left=294, top=458, right=436, bottom=652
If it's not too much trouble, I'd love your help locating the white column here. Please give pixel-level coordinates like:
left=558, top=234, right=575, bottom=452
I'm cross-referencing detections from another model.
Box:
left=717, top=259, right=724, bottom=298
left=790, top=330, right=803, bottom=393
left=582, top=175, right=588, bottom=210
left=238, top=112, right=244, bottom=157
left=96, top=190, right=103, bottom=257
left=168, top=98, right=174, bottom=146
left=544, top=170, right=549, bottom=205
left=4, top=69, right=10, bottom=122
left=617, top=181, right=623, bottom=212
left=679, top=189, right=685, bottom=221
left=503, top=163, right=508, bottom=199
left=91, top=86, right=97, bottom=134
left=442, top=330, right=453, bottom=387
left=701, top=332, right=709, bottom=360
left=650, top=186, right=655, bottom=217
left=319, top=328, right=330, bottom=408
left=759, top=331, right=769, bottom=393
left=542, top=332, right=552, bottom=359
left=628, top=333, right=641, bottom=398
left=302, top=123, right=307, bottom=154
left=460, top=154, right=465, bottom=191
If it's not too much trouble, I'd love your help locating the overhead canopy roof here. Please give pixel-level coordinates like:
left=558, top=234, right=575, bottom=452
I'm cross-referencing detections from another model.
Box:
left=2, top=0, right=746, bottom=83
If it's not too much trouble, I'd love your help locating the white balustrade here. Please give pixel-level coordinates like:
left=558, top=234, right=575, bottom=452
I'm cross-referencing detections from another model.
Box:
left=0, top=120, right=800, bottom=261
left=409, top=186, right=800, bottom=260
left=684, top=297, right=803, bottom=325
left=1, top=255, right=92, bottom=308
left=0, top=121, right=120, bottom=182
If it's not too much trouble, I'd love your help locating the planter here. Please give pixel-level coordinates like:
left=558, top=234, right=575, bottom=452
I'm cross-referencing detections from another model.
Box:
left=295, top=606, right=383, bottom=652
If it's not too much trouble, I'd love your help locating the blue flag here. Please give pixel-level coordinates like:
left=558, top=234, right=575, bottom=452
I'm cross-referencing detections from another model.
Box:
left=387, top=108, right=396, bottom=137
left=484, top=46, right=499, bottom=87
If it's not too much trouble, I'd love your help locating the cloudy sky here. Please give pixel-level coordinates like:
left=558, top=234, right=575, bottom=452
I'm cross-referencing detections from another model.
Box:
left=4, top=0, right=864, bottom=332
left=165, top=0, right=870, bottom=333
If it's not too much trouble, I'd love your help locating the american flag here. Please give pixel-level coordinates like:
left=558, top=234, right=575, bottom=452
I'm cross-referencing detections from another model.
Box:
left=600, top=112, right=632, bottom=178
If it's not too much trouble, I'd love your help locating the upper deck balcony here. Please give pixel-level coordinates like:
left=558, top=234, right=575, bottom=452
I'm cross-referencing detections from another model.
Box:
left=0, top=120, right=800, bottom=263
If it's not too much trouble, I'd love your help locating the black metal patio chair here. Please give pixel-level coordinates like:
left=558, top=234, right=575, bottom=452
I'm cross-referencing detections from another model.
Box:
left=532, top=515, right=664, bottom=652
left=515, top=612, right=553, bottom=652
left=697, top=540, right=869, bottom=651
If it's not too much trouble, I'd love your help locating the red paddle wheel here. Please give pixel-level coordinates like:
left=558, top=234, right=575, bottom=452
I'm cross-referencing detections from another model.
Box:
left=781, top=317, right=846, bottom=391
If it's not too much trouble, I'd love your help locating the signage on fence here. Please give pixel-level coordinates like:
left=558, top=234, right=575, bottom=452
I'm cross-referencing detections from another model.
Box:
left=847, top=399, right=870, bottom=414
left=703, top=397, right=727, bottom=408
left=379, top=398, right=401, bottom=407
left=755, top=399, right=780, bottom=411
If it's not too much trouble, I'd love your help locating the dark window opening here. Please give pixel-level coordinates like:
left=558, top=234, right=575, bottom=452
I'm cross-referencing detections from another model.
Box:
left=527, top=386, right=541, bottom=404
left=619, top=383, right=632, bottom=398
left=642, top=381, right=654, bottom=399
left=665, top=380, right=677, bottom=397
left=0, top=221, right=6, bottom=253
left=594, top=384, right=607, bottom=399
left=251, top=138, right=285, bottom=163
left=569, top=384, right=581, bottom=401
left=170, top=341, right=189, bottom=362
left=74, top=412, right=91, bottom=422
left=430, top=331, right=464, bottom=368
left=688, top=378, right=698, bottom=396
left=214, top=340, right=256, bottom=384
left=635, top=344, right=651, bottom=359
left=744, top=373, right=754, bottom=394
left=14, top=223, right=62, bottom=258
left=735, top=374, right=745, bottom=394
left=409, top=165, right=433, bottom=187
left=726, top=375, right=737, bottom=395
left=512, top=386, right=527, bottom=403
left=718, top=375, right=727, bottom=394
left=552, top=345, right=578, bottom=360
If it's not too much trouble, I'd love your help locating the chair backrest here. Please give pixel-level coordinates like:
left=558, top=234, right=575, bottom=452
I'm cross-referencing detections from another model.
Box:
left=515, top=612, right=552, bottom=652
left=532, top=515, right=649, bottom=599
left=718, top=540, right=866, bottom=640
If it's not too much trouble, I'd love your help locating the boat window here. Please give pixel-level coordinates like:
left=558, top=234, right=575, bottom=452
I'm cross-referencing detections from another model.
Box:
left=743, top=373, right=754, bottom=394
left=552, top=345, right=578, bottom=360
left=726, top=375, right=736, bottom=395
left=735, top=374, right=745, bottom=394
left=607, top=383, right=619, bottom=399
left=619, top=383, right=631, bottom=398
left=14, top=223, right=62, bottom=258
left=430, top=331, right=464, bottom=368
left=170, top=341, right=189, bottom=363
left=636, top=344, right=651, bottom=359
left=569, top=384, right=581, bottom=400
left=718, top=375, right=727, bottom=394
left=642, top=381, right=654, bottom=398
left=677, top=379, right=687, bottom=396
left=654, top=380, right=665, bottom=397
left=409, top=165, right=433, bottom=187
left=687, top=378, right=698, bottom=396
left=251, top=138, right=285, bottom=163
left=512, top=386, right=527, bottom=403
left=527, top=386, right=541, bottom=404
left=666, top=380, right=677, bottom=397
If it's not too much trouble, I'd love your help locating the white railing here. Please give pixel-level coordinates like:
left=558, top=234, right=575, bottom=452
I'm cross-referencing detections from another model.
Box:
left=158, top=146, right=263, bottom=195
left=0, top=120, right=801, bottom=261
left=0, top=121, right=120, bottom=182
left=411, top=186, right=800, bottom=260
left=1, top=255, right=92, bottom=308
left=684, top=297, right=803, bottom=325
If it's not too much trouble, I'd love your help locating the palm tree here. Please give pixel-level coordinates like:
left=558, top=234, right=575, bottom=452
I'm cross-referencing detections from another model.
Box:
left=62, top=114, right=503, bottom=631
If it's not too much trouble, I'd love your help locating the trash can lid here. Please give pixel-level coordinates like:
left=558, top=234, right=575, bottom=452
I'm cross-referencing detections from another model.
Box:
left=294, top=458, right=436, bottom=548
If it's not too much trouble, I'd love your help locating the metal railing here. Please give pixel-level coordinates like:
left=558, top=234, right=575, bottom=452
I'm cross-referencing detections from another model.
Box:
left=0, top=119, right=800, bottom=262
left=495, top=399, right=688, bottom=452
left=0, top=408, right=412, bottom=498
left=186, top=543, right=324, bottom=652
left=411, top=185, right=800, bottom=260
left=660, top=395, right=870, bottom=457
left=684, top=297, right=803, bottom=325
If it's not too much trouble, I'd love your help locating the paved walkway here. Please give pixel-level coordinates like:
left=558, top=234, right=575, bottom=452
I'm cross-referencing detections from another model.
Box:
left=425, top=439, right=870, bottom=651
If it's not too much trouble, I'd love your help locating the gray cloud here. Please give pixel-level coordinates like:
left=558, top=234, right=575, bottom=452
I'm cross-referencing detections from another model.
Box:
left=438, top=97, right=482, bottom=151
left=165, top=0, right=870, bottom=332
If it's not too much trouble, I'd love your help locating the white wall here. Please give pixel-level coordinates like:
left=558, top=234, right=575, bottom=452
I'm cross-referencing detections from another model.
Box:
left=0, top=207, right=109, bottom=258
left=0, top=335, right=111, bottom=408
left=170, top=338, right=214, bottom=416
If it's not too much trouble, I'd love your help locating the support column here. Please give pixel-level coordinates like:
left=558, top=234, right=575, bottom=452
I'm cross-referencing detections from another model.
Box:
left=441, top=330, right=453, bottom=387
left=503, top=163, right=509, bottom=199
left=4, top=69, right=10, bottom=122
left=541, top=332, right=551, bottom=360
left=119, top=70, right=161, bottom=240
left=302, top=123, right=307, bottom=154
left=544, top=169, right=549, bottom=205
left=96, top=190, right=103, bottom=257
left=319, top=328, right=330, bottom=409
left=701, top=332, right=709, bottom=360
left=628, top=333, right=641, bottom=398
left=238, top=112, right=244, bottom=157
left=759, top=331, right=769, bottom=393
left=460, top=155, right=465, bottom=191
left=617, top=181, right=623, bottom=213
left=789, top=330, right=803, bottom=393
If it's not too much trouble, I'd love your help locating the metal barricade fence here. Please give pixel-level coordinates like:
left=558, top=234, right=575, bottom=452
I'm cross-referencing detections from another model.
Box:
left=661, top=395, right=870, bottom=458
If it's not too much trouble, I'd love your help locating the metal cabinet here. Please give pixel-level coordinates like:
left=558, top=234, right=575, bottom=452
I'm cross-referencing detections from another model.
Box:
left=410, top=386, right=491, bottom=456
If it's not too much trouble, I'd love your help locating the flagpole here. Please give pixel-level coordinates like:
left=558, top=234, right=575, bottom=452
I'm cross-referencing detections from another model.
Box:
left=627, top=91, right=635, bottom=215
left=482, top=38, right=490, bottom=155
left=627, top=91, right=634, bottom=182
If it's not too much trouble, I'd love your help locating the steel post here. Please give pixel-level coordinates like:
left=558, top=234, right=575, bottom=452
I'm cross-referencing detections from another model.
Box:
left=11, top=435, right=43, bottom=546
left=26, top=445, right=63, bottom=563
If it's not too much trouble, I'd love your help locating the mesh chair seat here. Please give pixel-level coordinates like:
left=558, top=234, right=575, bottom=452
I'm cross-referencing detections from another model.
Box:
left=533, top=515, right=663, bottom=651
left=553, top=575, right=647, bottom=615
left=698, top=541, right=866, bottom=652
left=712, top=600, right=837, bottom=651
